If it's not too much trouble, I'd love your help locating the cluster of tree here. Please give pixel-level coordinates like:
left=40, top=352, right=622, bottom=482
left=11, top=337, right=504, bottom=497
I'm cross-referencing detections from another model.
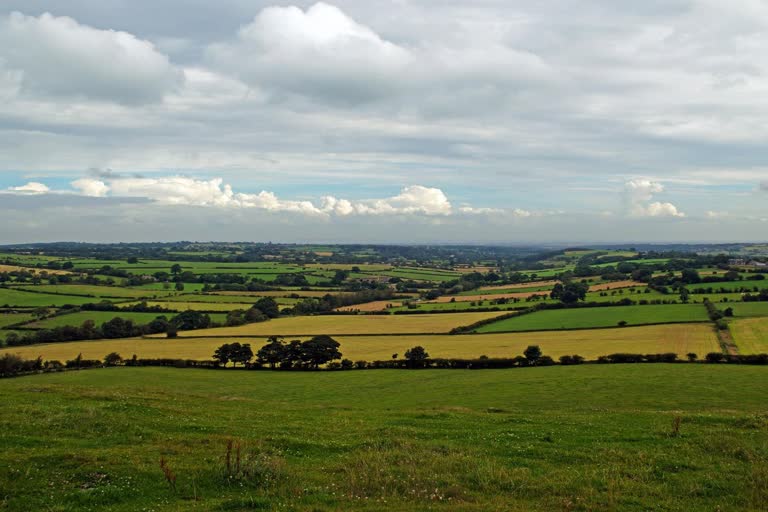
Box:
left=703, top=299, right=733, bottom=330
left=742, top=289, right=768, bottom=302
left=253, top=336, right=342, bottom=369
left=550, top=281, right=590, bottom=304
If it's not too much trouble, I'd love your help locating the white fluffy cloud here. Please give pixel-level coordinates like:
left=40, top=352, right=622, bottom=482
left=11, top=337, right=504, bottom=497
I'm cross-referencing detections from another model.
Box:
left=71, top=177, right=458, bottom=216
left=207, top=2, right=411, bottom=103
left=71, top=178, right=110, bottom=197
left=6, top=182, right=49, bottom=194
left=206, top=2, right=548, bottom=105
left=0, top=12, right=180, bottom=103
left=624, top=179, right=685, bottom=217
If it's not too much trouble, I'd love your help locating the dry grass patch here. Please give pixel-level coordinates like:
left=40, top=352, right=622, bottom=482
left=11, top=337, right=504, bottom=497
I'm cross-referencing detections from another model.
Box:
left=730, top=317, right=768, bottom=354
left=478, top=280, right=559, bottom=291
left=1, top=323, right=720, bottom=363
left=0, top=264, right=73, bottom=276
left=336, top=301, right=403, bottom=312
left=588, top=281, right=646, bottom=292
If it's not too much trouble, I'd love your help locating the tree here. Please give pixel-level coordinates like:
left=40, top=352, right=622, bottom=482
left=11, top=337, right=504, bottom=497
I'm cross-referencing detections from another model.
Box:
left=229, top=342, right=253, bottom=366
left=171, top=310, right=211, bottom=330
left=686, top=352, right=698, bottom=362
left=103, top=352, right=122, bottom=366
left=101, top=317, right=135, bottom=338
left=213, top=344, right=232, bottom=366
left=170, top=264, right=182, bottom=275
left=257, top=336, right=286, bottom=368
left=126, top=257, right=138, bottom=264
left=300, top=335, right=342, bottom=369
left=404, top=346, right=429, bottom=368
left=681, top=268, right=701, bottom=284
left=550, top=282, right=589, bottom=304
left=253, top=298, right=280, bottom=318
left=175, top=282, right=185, bottom=292
left=679, top=287, right=690, bottom=304
left=523, top=345, right=542, bottom=365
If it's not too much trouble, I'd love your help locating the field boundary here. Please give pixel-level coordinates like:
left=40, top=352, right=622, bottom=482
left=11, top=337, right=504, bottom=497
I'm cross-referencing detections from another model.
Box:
left=470, top=320, right=714, bottom=335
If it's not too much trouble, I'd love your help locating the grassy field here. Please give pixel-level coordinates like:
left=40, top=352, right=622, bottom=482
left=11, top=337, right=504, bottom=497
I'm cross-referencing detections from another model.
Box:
left=475, top=304, right=708, bottom=333
left=121, top=301, right=262, bottom=312
left=0, top=365, right=766, bottom=511
left=163, top=312, right=506, bottom=337
left=14, top=284, right=174, bottom=299
left=730, top=317, right=768, bottom=354
left=0, top=288, right=110, bottom=308
left=0, top=312, right=36, bottom=329
left=21, top=311, right=228, bottom=330
left=1, top=323, right=720, bottom=362
left=724, top=302, right=768, bottom=318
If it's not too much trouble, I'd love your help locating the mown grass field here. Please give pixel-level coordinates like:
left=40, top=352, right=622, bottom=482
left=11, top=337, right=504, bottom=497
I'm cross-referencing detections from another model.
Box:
left=730, top=317, right=768, bottom=355
left=0, top=312, right=36, bottom=329
left=475, top=304, right=708, bottom=333
left=0, top=288, right=109, bottom=308
left=21, top=312, right=228, bottom=330
left=724, top=302, right=768, bottom=318
left=14, top=284, right=174, bottom=299
left=121, top=301, right=262, bottom=312
left=163, top=312, right=505, bottom=337
left=0, top=365, right=766, bottom=511
left=1, top=323, right=720, bottom=362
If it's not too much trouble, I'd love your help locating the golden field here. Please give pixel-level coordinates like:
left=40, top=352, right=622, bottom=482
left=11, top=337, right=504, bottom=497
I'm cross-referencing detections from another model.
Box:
left=730, top=317, right=768, bottom=354
left=0, top=323, right=719, bottom=363
left=157, top=311, right=506, bottom=336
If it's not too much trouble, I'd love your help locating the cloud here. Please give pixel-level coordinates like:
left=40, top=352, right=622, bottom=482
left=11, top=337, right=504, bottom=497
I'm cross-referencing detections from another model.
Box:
left=206, top=2, right=411, bottom=103
left=71, top=178, right=109, bottom=197
left=624, top=179, right=685, bottom=217
left=206, top=2, right=549, bottom=106
left=761, top=181, right=768, bottom=191
left=6, top=181, right=50, bottom=194
left=0, top=12, right=181, bottom=103
left=103, top=178, right=456, bottom=216
left=22, top=175, right=534, bottom=219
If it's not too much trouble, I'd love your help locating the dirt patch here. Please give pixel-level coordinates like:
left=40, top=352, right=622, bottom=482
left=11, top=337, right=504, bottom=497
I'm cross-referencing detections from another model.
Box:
left=588, top=280, right=646, bottom=292
left=336, top=301, right=403, bottom=312
left=478, top=280, right=559, bottom=291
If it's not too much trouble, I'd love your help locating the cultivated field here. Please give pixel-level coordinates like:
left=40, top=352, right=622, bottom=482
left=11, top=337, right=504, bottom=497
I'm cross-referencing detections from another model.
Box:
left=475, top=304, right=709, bottom=333
left=160, top=312, right=506, bottom=336
left=0, top=365, right=765, bottom=511
left=1, top=323, right=720, bottom=362
left=730, top=317, right=768, bottom=354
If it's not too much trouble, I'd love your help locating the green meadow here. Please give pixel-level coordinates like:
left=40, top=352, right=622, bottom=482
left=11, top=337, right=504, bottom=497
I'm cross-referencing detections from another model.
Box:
left=0, top=365, right=766, bottom=511
left=475, top=304, right=709, bottom=333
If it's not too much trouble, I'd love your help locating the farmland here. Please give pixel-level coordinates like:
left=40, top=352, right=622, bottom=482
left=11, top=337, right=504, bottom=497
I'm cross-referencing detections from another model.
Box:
left=730, top=317, right=768, bottom=354
left=163, top=311, right=506, bottom=337
left=474, top=304, right=709, bottom=333
left=0, top=365, right=766, bottom=511
left=0, top=323, right=720, bottom=362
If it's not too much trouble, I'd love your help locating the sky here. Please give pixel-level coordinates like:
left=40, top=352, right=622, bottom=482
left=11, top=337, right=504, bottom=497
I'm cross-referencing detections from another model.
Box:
left=0, top=0, right=767, bottom=244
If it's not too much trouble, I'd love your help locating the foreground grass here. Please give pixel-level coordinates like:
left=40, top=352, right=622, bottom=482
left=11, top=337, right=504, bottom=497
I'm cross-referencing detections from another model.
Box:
left=0, top=365, right=767, bottom=511
left=475, top=304, right=709, bottom=333
left=0, top=324, right=720, bottom=362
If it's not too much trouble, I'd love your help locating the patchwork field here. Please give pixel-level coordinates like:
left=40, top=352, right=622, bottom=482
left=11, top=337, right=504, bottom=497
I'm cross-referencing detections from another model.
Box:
left=1, top=323, right=720, bottom=362
left=0, top=288, right=109, bottom=308
left=160, top=311, right=506, bottom=336
left=730, top=317, right=768, bottom=354
left=727, top=302, right=768, bottom=318
left=21, top=311, right=228, bottom=330
left=475, top=304, right=709, bottom=333
left=14, top=284, right=173, bottom=299
left=1, top=365, right=765, bottom=511
left=120, top=301, right=262, bottom=312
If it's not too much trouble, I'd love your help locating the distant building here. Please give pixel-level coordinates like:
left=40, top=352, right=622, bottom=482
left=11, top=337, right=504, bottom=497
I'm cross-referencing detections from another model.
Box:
left=748, top=260, right=767, bottom=267
left=729, top=258, right=746, bottom=266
